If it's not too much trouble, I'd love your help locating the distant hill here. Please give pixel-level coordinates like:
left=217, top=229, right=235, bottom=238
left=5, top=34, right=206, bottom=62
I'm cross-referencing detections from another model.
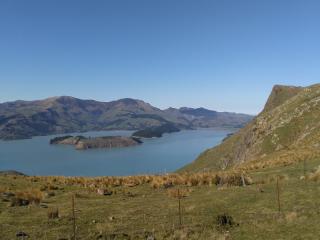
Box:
left=0, top=96, right=253, bottom=140
left=164, top=107, right=252, bottom=128
left=181, top=84, right=320, bottom=172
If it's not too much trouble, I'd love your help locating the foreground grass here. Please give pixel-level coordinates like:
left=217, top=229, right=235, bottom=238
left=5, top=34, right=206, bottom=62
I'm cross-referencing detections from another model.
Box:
left=1, top=158, right=320, bottom=239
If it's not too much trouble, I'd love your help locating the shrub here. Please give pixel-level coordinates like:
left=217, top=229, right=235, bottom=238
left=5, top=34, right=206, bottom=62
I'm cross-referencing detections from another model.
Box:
left=216, top=214, right=234, bottom=229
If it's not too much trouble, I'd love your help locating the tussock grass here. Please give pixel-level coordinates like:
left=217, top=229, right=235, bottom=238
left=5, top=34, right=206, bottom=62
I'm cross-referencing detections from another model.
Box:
left=16, top=189, right=44, bottom=204
left=10, top=189, right=44, bottom=206
left=26, top=171, right=252, bottom=191
left=237, top=148, right=320, bottom=172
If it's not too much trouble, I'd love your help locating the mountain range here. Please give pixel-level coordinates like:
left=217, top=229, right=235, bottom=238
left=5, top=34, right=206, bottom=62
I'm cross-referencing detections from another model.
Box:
left=0, top=96, right=253, bottom=140
left=181, top=84, right=320, bottom=172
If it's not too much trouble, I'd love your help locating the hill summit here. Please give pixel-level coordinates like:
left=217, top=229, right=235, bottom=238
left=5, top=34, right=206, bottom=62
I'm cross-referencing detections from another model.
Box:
left=0, top=96, right=252, bottom=140
left=181, top=84, right=320, bottom=172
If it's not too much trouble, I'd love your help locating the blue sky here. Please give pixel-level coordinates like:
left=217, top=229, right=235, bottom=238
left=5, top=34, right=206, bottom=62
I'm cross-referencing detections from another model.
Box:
left=0, top=0, right=319, bottom=114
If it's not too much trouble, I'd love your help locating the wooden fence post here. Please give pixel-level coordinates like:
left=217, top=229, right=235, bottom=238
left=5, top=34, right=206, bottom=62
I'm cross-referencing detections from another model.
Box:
left=72, top=194, right=76, bottom=240
left=276, top=176, right=281, bottom=213
left=178, top=189, right=182, bottom=227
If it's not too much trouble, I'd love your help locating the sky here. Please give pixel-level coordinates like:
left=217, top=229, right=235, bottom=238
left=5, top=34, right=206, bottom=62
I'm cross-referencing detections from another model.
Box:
left=0, top=0, right=320, bottom=114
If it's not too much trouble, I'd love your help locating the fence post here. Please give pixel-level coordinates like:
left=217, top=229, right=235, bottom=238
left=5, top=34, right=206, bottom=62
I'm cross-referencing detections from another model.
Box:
left=241, top=173, right=246, bottom=187
left=178, top=189, right=182, bottom=227
left=276, top=176, right=281, bottom=213
left=72, top=194, right=76, bottom=240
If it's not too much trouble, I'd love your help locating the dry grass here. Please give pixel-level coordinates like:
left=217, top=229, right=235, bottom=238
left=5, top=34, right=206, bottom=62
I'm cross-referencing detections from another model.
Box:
left=47, top=207, right=59, bottom=219
left=26, top=171, right=252, bottom=192
left=167, top=188, right=190, bottom=199
left=306, top=165, right=320, bottom=181
left=12, top=189, right=44, bottom=206
left=0, top=186, right=9, bottom=193
left=2, top=157, right=320, bottom=239
left=237, top=148, right=320, bottom=172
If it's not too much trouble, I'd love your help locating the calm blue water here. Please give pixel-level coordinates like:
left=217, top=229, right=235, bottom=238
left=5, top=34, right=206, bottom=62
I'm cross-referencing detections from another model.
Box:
left=0, top=128, right=235, bottom=176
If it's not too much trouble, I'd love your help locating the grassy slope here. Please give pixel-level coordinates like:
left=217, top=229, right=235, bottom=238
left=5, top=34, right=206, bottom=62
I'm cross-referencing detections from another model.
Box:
left=180, top=84, right=320, bottom=172
left=1, top=157, right=320, bottom=239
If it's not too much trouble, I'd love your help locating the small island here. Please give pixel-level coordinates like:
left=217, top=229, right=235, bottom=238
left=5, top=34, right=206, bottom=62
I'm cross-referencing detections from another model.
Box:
left=132, top=123, right=180, bottom=138
left=50, top=135, right=142, bottom=150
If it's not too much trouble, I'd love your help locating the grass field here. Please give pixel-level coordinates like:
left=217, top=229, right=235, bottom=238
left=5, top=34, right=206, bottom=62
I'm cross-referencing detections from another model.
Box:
left=1, top=158, right=320, bottom=239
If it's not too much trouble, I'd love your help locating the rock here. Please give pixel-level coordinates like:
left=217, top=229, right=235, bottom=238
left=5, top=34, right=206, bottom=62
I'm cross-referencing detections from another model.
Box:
left=2, top=192, right=15, bottom=198
left=124, top=182, right=138, bottom=187
left=97, top=189, right=113, bottom=196
left=108, top=216, right=115, bottom=221
left=125, top=191, right=137, bottom=198
left=163, top=182, right=173, bottom=189
left=10, top=198, right=29, bottom=207
left=16, top=231, right=29, bottom=238
left=46, top=191, right=56, bottom=197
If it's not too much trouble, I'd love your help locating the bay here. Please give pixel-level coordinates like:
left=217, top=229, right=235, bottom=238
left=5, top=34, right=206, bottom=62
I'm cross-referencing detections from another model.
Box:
left=0, top=128, right=235, bottom=176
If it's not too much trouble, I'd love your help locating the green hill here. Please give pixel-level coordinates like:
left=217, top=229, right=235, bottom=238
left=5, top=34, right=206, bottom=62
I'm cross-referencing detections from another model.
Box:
left=181, top=84, right=320, bottom=172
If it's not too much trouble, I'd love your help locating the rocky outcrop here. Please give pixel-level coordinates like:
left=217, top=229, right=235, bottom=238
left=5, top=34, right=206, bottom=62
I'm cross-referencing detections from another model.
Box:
left=50, top=136, right=142, bottom=150
left=263, top=85, right=303, bottom=112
